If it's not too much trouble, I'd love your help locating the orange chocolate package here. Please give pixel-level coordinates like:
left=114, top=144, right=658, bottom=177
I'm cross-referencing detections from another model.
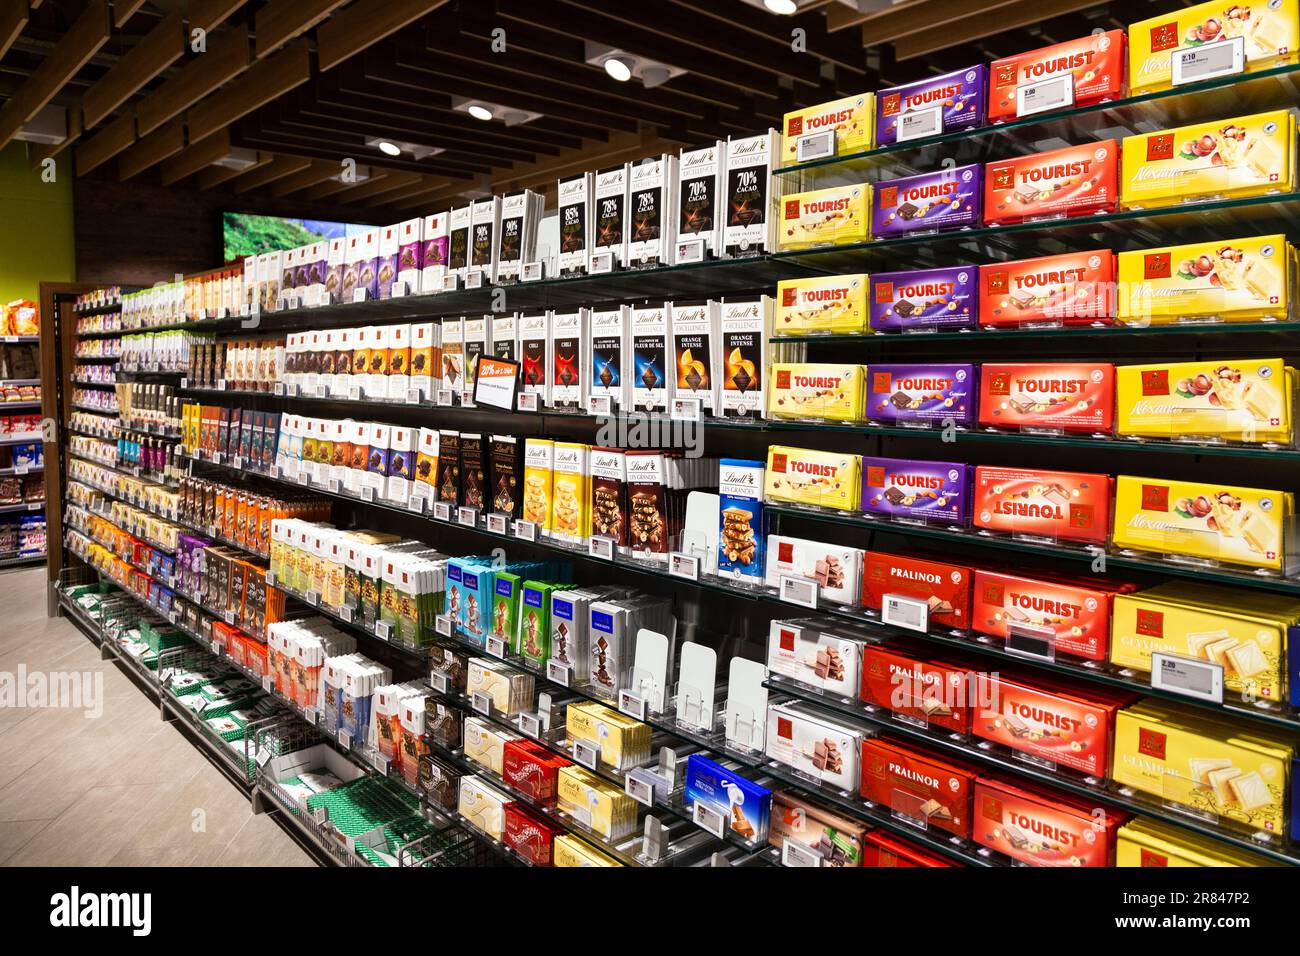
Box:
left=984, top=141, right=1118, bottom=224
left=973, top=775, right=1127, bottom=867
left=989, top=31, right=1126, bottom=123
left=977, top=362, right=1116, bottom=432
left=978, top=250, right=1115, bottom=327
left=973, top=465, right=1113, bottom=544
left=971, top=568, right=1134, bottom=661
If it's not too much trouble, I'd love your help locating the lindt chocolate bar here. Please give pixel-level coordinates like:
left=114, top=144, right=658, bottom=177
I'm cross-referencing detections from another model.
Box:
left=862, top=551, right=972, bottom=631
left=972, top=568, right=1126, bottom=661
left=866, top=363, right=976, bottom=426
left=973, top=465, right=1112, bottom=544
left=860, top=737, right=979, bottom=838
left=978, top=362, right=1116, bottom=433
left=859, top=643, right=972, bottom=734
left=872, top=164, right=982, bottom=237
left=504, top=803, right=564, bottom=866
left=860, top=456, right=971, bottom=526
left=975, top=671, right=1134, bottom=778
left=876, top=65, right=986, bottom=145
left=979, top=250, right=1116, bottom=327
left=985, top=141, right=1118, bottom=223
left=869, top=266, right=977, bottom=332
left=974, top=775, right=1125, bottom=867
left=988, top=30, right=1126, bottom=123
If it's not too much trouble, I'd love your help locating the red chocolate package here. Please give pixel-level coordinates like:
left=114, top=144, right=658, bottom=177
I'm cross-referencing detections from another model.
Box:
left=984, top=142, right=1118, bottom=224
left=860, top=736, right=980, bottom=839
left=973, top=774, right=1127, bottom=867
left=862, top=550, right=971, bottom=631
left=971, top=568, right=1134, bottom=661
left=502, top=738, right=571, bottom=805
left=859, top=643, right=973, bottom=734
left=973, top=670, right=1135, bottom=778
left=973, top=465, right=1112, bottom=544
left=978, top=250, right=1116, bottom=327
left=862, top=830, right=959, bottom=867
left=503, top=803, right=565, bottom=866
left=988, top=31, right=1126, bottom=123
left=977, top=362, right=1116, bottom=433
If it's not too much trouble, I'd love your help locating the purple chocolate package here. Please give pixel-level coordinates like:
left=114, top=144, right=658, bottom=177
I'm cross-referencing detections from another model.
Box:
left=867, top=363, right=976, bottom=426
left=870, top=266, right=977, bottom=332
left=876, top=65, right=987, bottom=145
left=873, top=164, right=982, bottom=237
left=861, top=457, right=972, bottom=526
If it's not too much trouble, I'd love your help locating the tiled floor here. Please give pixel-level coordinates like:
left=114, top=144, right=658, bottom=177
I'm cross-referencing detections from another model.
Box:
left=0, top=567, right=314, bottom=866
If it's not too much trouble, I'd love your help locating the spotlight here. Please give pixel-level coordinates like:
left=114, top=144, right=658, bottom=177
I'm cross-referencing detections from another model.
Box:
left=765, top=0, right=797, bottom=13
left=604, top=57, right=632, bottom=82
left=377, top=141, right=401, bottom=157
left=467, top=104, right=494, bottom=121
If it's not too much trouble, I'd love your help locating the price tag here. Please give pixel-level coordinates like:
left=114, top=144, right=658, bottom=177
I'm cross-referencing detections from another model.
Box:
left=518, top=712, right=541, bottom=738
left=347, top=385, right=361, bottom=402
left=429, top=670, right=449, bottom=694
left=471, top=692, right=492, bottom=716
left=588, top=251, right=614, bottom=274
left=339, top=605, right=354, bottom=623
left=670, top=397, right=702, bottom=422
left=408, top=495, right=426, bottom=514
left=1005, top=621, right=1057, bottom=662
left=795, top=129, right=836, bottom=163
left=441, top=275, right=459, bottom=293
left=1016, top=72, right=1073, bottom=116
left=669, top=552, right=699, bottom=581
left=179, top=377, right=189, bottom=389
left=521, top=261, right=544, bottom=282
left=360, top=486, right=376, bottom=503
left=618, top=689, right=646, bottom=721
left=460, top=389, right=476, bottom=407
left=304, top=707, right=319, bottom=726
left=895, top=106, right=943, bottom=143
left=674, top=237, right=704, bottom=265
left=457, top=507, right=477, bottom=528
left=269, top=466, right=281, bottom=479
left=432, top=502, right=451, bottom=522
left=265, top=570, right=277, bottom=587
left=210, top=452, right=224, bottom=466
left=1172, top=35, right=1244, bottom=85
left=587, top=395, right=613, bottom=418
left=780, top=575, right=818, bottom=610
left=390, top=283, right=406, bottom=299
left=573, top=739, right=599, bottom=769
left=517, top=392, right=538, bottom=412
left=486, top=513, right=507, bottom=535
left=405, top=388, right=422, bottom=405
left=546, top=659, right=571, bottom=686
left=13, top=464, right=28, bottom=476
left=1151, top=652, right=1224, bottom=704
left=514, top=520, right=536, bottom=542
left=352, top=288, right=368, bottom=303
left=337, top=729, right=352, bottom=750
left=436, top=389, right=453, bottom=406
left=464, top=270, right=483, bottom=290
left=303, top=590, right=319, bottom=607
left=215, top=380, right=227, bottom=391
left=693, top=801, right=727, bottom=838
left=588, top=536, right=614, bottom=561
left=486, top=635, right=507, bottom=658
left=375, top=621, right=392, bottom=641
left=261, top=674, right=274, bottom=692
left=373, top=752, right=391, bottom=776
left=625, top=772, right=655, bottom=807
left=782, top=840, right=823, bottom=867
left=882, top=594, right=929, bottom=633
left=325, top=479, right=341, bottom=495
left=223, top=609, right=237, bottom=625
left=435, top=614, right=452, bottom=637
left=230, top=456, right=243, bottom=471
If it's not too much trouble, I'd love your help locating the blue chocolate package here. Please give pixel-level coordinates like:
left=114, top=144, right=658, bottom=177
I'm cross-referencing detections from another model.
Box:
left=685, top=754, right=770, bottom=844
left=717, top=458, right=765, bottom=582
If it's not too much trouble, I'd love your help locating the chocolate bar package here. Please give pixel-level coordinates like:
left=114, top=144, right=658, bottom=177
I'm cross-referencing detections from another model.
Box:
left=420, top=212, right=448, bottom=291
left=626, top=451, right=669, bottom=556
left=766, top=700, right=866, bottom=791
left=988, top=30, right=1126, bottom=123
left=764, top=534, right=863, bottom=606
left=860, top=737, right=980, bottom=839
left=469, top=196, right=500, bottom=283
left=717, top=458, right=764, bottom=582
left=859, top=642, right=973, bottom=735
left=862, top=550, right=972, bottom=631
left=876, top=65, right=987, bottom=145
left=669, top=299, right=720, bottom=415
left=684, top=754, right=771, bottom=844
left=860, top=456, right=972, bottom=526
left=435, top=429, right=461, bottom=505
left=724, top=130, right=779, bottom=257
left=766, top=617, right=873, bottom=698
left=448, top=206, right=471, bottom=282
left=769, top=793, right=867, bottom=866
left=550, top=309, right=587, bottom=410
left=676, top=140, right=725, bottom=258
left=593, top=163, right=630, bottom=268
left=869, top=266, right=978, bottom=332
left=630, top=302, right=670, bottom=413
left=458, top=432, right=485, bottom=510
left=496, top=189, right=542, bottom=284
left=628, top=153, right=678, bottom=268
left=589, top=447, right=627, bottom=547
left=557, top=172, right=593, bottom=277
left=867, top=363, right=976, bottom=426
left=872, top=164, right=982, bottom=237
left=488, top=434, right=523, bottom=518
left=588, top=306, right=629, bottom=415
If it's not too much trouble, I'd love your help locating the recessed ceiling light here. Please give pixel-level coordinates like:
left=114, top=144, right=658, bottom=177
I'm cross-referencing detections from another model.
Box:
left=467, top=104, right=494, bottom=121
left=377, top=140, right=401, bottom=157
left=765, top=0, right=798, bottom=13
left=604, top=57, right=632, bottom=82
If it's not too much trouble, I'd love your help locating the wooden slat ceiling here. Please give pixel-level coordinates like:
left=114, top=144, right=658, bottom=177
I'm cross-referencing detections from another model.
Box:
left=0, top=0, right=1122, bottom=216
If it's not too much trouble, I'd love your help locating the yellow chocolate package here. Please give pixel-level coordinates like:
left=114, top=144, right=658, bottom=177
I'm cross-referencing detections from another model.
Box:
left=1117, top=818, right=1279, bottom=867
left=1128, top=1, right=1300, bottom=94
left=1115, top=357, right=1295, bottom=443
left=764, top=445, right=861, bottom=511
left=777, top=184, right=871, bottom=250
left=1121, top=110, right=1296, bottom=209
left=774, top=274, right=869, bottom=335
left=521, top=438, right=554, bottom=531
left=1112, top=475, right=1294, bottom=572
left=1110, top=581, right=1300, bottom=702
left=1117, top=235, right=1296, bottom=324
left=1113, top=700, right=1292, bottom=835
left=768, top=363, right=867, bottom=422
left=782, top=93, right=875, bottom=164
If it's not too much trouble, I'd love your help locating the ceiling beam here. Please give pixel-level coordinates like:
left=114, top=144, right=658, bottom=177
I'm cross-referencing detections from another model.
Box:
left=82, top=11, right=186, bottom=128
left=0, top=0, right=28, bottom=64
left=117, top=115, right=185, bottom=180
left=255, top=0, right=349, bottom=58
left=229, top=153, right=311, bottom=192
left=187, top=36, right=311, bottom=140
left=113, top=0, right=148, bottom=28
left=187, top=0, right=246, bottom=34
left=860, top=0, right=1040, bottom=44
left=135, top=22, right=249, bottom=136
left=75, top=109, right=134, bottom=175
left=329, top=168, right=420, bottom=201
left=317, top=0, right=447, bottom=72
left=302, top=169, right=388, bottom=201
left=892, top=0, right=1109, bottom=58
left=158, top=126, right=230, bottom=184
left=0, top=0, right=111, bottom=149
left=267, top=157, right=341, bottom=196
